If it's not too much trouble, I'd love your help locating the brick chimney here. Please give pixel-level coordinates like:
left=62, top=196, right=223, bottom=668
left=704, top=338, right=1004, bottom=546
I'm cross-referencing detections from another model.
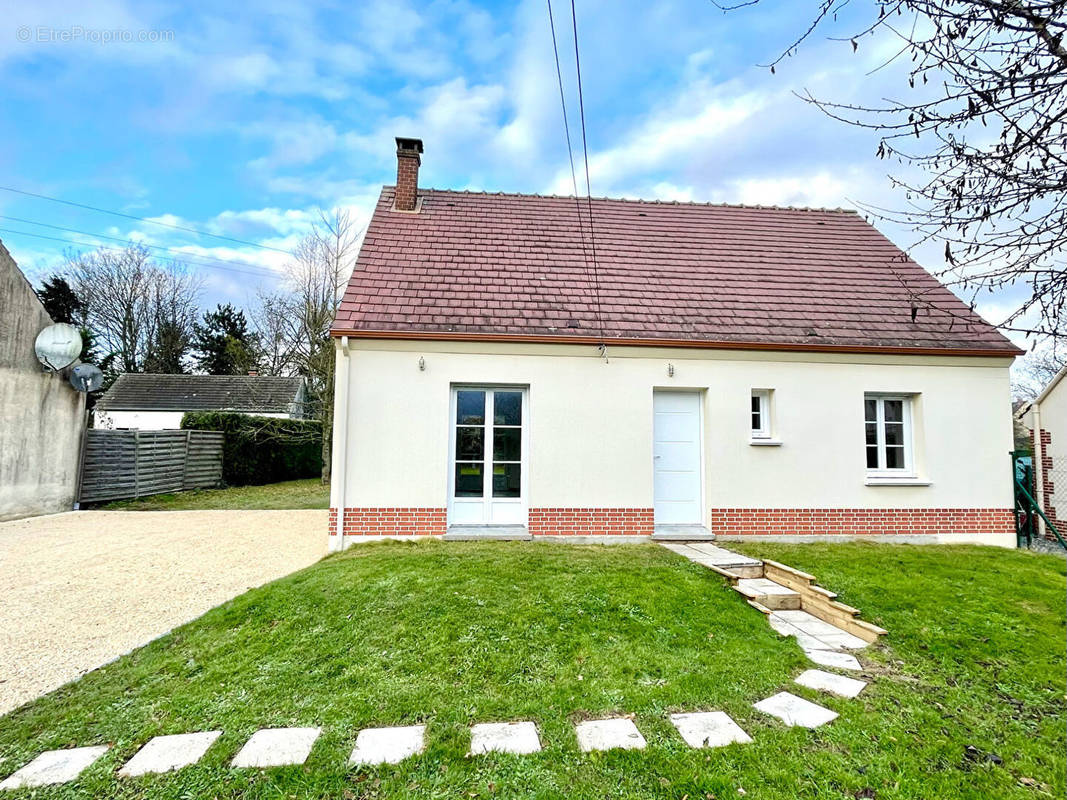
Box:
left=394, top=137, right=424, bottom=211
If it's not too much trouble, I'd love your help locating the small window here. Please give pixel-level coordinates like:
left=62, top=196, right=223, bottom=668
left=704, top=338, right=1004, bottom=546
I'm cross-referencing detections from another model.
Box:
left=864, top=394, right=912, bottom=473
left=751, top=389, right=771, bottom=439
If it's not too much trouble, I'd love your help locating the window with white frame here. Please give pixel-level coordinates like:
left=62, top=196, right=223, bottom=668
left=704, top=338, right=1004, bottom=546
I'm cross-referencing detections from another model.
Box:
left=864, top=394, right=913, bottom=472
left=751, top=389, right=771, bottom=439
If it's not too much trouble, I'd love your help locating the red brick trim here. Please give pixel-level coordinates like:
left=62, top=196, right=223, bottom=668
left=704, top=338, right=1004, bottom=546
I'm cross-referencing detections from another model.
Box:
left=329, top=507, right=446, bottom=537
left=710, top=507, right=1014, bottom=536
left=528, top=507, right=654, bottom=536
left=1037, top=429, right=1062, bottom=540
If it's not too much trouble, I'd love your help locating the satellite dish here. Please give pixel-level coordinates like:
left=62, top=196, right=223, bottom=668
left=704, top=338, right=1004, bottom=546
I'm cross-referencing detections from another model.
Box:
left=69, top=363, right=104, bottom=393
left=35, top=323, right=83, bottom=371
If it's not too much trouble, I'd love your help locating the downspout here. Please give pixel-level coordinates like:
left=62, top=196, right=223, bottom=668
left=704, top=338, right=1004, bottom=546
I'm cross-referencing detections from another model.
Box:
left=331, top=336, right=351, bottom=552
left=1033, top=401, right=1046, bottom=540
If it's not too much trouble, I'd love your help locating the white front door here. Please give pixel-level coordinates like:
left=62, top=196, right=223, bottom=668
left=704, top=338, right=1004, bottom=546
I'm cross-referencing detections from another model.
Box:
left=653, top=391, right=703, bottom=524
left=449, top=387, right=526, bottom=525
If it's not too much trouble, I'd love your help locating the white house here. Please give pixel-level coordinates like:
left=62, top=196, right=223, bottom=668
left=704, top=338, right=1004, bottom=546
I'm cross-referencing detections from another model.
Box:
left=94, top=373, right=306, bottom=430
left=1018, top=367, right=1066, bottom=542
left=327, top=137, right=1021, bottom=550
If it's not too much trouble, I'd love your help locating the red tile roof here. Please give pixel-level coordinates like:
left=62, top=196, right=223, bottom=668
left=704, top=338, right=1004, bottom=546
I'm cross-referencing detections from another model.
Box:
left=331, top=187, right=1020, bottom=355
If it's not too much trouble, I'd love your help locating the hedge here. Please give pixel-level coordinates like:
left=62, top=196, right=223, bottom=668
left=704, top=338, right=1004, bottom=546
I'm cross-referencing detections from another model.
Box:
left=181, top=411, right=323, bottom=486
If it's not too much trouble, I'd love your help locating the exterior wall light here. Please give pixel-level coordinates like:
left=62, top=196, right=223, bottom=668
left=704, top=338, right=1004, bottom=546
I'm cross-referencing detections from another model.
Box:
left=667, top=363, right=675, bottom=377
left=418, top=356, right=426, bottom=371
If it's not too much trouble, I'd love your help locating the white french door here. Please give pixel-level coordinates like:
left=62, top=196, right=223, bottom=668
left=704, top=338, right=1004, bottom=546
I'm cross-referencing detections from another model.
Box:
left=449, top=387, right=527, bottom=525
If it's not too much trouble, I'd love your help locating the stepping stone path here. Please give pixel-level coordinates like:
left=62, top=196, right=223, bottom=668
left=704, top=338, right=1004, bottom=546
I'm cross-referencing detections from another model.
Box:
left=803, top=648, right=862, bottom=671
left=669, top=712, right=751, bottom=748
left=231, top=727, right=320, bottom=768
left=575, top=718, right=646, bottom=752
left=754, top=691, right=839, bottom=729
left=120, top=731, right=221, bottom=777
left=0, top=746, right=108, bottom=789
left=795, top=669, right=868, bottom=698
left=2, top=543, right=886, bottom=789
left=470, top=721, right=542, bottom=755
left=769, top=610, right=870, bottom=650
left=349, top=725, right=425, bottom=766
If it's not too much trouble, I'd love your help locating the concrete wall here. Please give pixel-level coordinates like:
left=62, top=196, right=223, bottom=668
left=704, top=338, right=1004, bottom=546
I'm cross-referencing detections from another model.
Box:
left=94, top=409, right=290, bottom=430
left=0, top=243, right=85, bottom=521
left=330, top=338, right=1015, bottom=542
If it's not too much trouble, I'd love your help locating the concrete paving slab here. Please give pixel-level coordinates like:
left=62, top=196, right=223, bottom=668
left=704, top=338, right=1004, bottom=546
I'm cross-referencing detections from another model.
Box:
left=349, top=725, right=426, bottom=766
left=120, top=731, right=220, bottom=777
left=669, top=712, right=752, bottom=748
left=683, top=543, right=762, bottom=567
left=0, top=746, right=109, bottom=789
left=231, top=727, right=320, bottom=768
left=754, top=692, right=838, bottom=729
left=802, top=648, right=862, bottom=671
left=795, top=669, right=868, bottom=698
left=736, top=578, right=797, bottom=597
left=469, top=722, right=541, bottom=755
left=575, top=718, right=646, bottom=752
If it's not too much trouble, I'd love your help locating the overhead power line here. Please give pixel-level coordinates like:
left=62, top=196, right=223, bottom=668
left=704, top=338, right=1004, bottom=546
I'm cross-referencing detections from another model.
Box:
left=0, top=227, right=275, bottom=279
left=0, top=214, right=279, bottom=278
left=546, top=0, right=605, bottom=342
left=0, top=184, right=293, bottom=254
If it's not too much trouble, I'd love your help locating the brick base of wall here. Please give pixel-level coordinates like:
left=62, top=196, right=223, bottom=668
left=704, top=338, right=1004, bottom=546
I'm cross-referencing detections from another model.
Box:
left=710, top=507, right=1015, bottom=536
left=328, top=506, right=1014, bottom=539
left=528, top=507, right=654, bottom=536
left=329, top=507, right=446, bottom=537
left=1037, top=429, right=1062, bottom=541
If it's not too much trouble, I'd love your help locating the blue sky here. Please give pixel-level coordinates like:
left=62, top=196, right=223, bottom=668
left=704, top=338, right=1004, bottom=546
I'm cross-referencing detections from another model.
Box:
left=0, top=0, right=1025, bottom=344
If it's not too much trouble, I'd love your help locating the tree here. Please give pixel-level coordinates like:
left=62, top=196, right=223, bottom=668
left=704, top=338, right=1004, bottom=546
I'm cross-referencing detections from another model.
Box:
left=36, top=275, right=83, bottom=324
left=1014, top=341, right=1067, bottom=398
left=716, top=0, right=1067, bottom=339
left=250, top=291, right=298, bottom=377
left=192, top=303, right=260, bottom=375
left=143, top=320, right=191, bottom=373
left=36, top=274, right=98, bottom=362
left=253, top=208, right=360, bottom=482
left=66, top=244, right=201, bottom=375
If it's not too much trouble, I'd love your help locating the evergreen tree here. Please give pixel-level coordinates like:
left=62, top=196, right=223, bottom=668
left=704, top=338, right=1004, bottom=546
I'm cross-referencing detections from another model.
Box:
left=36, top=275, right=83, bottom=324
left=143, top=319, right=191, bottom=374
left=192, top=303, right=259, bottom=375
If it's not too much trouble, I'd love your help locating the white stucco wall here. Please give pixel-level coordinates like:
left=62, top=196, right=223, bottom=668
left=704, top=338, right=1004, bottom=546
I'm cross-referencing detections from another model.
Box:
left=331, top=339, right=1015, bottom=522
left=1035, top=374, right=1066, bottom=532
left=94, top=409, right=290, bottom=430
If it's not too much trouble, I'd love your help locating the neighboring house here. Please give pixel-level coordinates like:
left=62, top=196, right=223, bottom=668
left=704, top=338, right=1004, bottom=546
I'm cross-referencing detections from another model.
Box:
left=0, top=241, right=85, bottom=521
left=94, top=373, right=306, bottom=429
left=1017, top=367, right=1066, bottom=542
left=327, top=137, right=1021, bottom=550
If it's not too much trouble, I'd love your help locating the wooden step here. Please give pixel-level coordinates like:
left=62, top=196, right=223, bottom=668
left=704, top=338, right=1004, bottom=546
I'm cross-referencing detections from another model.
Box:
left=733, top=578, right=801, bottom=611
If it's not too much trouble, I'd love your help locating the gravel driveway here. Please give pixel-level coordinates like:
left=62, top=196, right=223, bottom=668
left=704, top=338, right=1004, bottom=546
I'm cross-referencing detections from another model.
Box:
left=0, top=510, right=327, bottom=716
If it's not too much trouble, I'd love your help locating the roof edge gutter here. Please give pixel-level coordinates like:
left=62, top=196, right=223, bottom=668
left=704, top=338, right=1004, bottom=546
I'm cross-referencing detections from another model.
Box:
left=327, top=328, right=1023, bottom=358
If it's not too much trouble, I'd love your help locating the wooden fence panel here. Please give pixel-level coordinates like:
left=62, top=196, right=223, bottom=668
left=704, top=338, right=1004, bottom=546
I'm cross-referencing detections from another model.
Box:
left=79, top=429, right=223, bottom=503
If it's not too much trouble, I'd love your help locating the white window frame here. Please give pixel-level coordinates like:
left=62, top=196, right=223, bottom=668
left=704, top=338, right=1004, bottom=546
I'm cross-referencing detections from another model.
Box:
left=447, top=385, right=529, bottom=526
left=750, top=389, right=772, bottom=440
left=864, top=394, right=914, bottom=476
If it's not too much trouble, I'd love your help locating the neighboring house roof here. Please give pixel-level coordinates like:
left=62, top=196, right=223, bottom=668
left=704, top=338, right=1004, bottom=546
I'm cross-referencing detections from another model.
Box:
left=331, top=187, right=1021, bottom=356
left=95, top=374, right=304, bottom=413
left=1035, top=366, right=1067, bottom=405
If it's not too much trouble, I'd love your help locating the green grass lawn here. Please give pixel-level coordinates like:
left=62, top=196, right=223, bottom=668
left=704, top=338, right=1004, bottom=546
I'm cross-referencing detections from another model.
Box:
left=99, top=478, right=329, bottom=510
left=1, top=541, right=1063, bottom=799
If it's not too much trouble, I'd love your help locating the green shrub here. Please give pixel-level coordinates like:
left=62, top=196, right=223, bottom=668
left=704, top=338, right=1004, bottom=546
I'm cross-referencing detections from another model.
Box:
left=181, top=411, right=322, bottom=486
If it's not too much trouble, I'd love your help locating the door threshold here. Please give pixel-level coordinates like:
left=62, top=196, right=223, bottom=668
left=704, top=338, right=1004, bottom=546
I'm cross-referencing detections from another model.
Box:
left=443, top=525, right=532, bottom=542
left=652, top=524, right=716, bottom=542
